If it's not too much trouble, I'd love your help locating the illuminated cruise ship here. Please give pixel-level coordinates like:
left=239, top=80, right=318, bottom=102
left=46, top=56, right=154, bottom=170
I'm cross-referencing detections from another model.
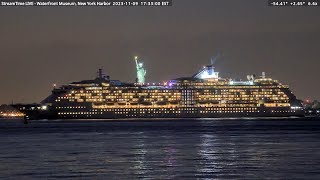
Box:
left=42, top=57, right=304, bottom=119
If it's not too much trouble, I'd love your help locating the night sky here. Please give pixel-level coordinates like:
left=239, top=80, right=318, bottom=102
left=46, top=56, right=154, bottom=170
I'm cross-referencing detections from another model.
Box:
left=0, top=0, right=319, bottom=104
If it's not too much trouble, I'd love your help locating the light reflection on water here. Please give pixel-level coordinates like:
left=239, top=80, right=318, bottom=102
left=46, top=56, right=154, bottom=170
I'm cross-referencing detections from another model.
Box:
left=0, top=117, right=320, bottom=179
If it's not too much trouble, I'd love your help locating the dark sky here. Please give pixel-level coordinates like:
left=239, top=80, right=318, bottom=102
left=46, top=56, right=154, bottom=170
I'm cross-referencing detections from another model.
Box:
left=0, top=0, right=319, bottom=104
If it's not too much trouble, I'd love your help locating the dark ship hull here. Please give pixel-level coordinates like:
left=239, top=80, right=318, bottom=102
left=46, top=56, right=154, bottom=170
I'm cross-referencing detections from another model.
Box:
left=56, top=110, right=304, bottom=119
left=53, top=102, right=304, bottom=119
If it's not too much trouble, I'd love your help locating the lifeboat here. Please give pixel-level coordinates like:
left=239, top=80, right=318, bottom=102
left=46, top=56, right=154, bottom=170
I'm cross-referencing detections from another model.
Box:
left=118, top=102, right=126, bottom=106
left=198, top=100, right=209, bottom=104
left=93, top=102, right=104, bottom=106
left=106, top=102, right=114, bottom=106
left=141, top=101, right=152, bottom=106
left=130, top=102, right=139, bottom=106
left=169, top=100, right=179, bottom=105
left=210, top=100, right=219, bottom=104
left=156, top=101, right=168, bottom=105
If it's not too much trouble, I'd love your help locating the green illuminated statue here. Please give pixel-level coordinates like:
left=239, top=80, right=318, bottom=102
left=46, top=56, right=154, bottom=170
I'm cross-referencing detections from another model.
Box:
left=135, top=56, right=146, bottom=83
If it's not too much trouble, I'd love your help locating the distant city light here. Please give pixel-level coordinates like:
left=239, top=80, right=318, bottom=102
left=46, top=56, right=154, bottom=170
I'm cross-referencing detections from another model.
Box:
left=0, top=112, right=25, bottom=117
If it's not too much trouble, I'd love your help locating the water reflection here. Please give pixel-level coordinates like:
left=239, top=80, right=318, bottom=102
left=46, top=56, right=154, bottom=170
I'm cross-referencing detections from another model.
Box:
left=198, top=134, right=221, bottom=175
left=132, top=132, right=148, bottom=178
left=0, top=119, right=320, bottom=179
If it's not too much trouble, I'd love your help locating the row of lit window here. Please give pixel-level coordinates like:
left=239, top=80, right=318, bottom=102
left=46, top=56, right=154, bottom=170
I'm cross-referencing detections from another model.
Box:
left=56, top=106, right=86, bottom=109
left=58, top=112, right=103, bottom=115
left=68, top=90, right=286, bottom=97
left=200, top=110, right=258, bottom=113
left=58, top=110, right=298, bottom=116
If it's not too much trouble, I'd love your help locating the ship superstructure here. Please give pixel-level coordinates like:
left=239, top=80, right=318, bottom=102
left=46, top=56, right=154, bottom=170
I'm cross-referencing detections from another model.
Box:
left=42, top=58, right=304, bottom=119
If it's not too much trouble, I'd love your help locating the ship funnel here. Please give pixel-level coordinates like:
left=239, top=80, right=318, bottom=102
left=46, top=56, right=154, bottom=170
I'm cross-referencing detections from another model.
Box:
left=247, top=75, right=251, bottom=81
left=247, top=75, right=255, bottom=81
left=193, top=62, right=219, bottom=80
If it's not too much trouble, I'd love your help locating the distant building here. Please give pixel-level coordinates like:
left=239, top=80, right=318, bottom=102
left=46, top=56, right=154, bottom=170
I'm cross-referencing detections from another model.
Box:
left=0, top=104, right=24, bottom=118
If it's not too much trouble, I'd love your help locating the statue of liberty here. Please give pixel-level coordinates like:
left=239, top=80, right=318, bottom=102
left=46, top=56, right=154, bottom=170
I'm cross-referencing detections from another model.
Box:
left=134, top=56, right=146, bottom=83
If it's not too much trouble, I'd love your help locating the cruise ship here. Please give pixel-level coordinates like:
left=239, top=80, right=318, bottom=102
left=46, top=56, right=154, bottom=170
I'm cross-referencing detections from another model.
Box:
left=42, top=57, right=304, bottom=119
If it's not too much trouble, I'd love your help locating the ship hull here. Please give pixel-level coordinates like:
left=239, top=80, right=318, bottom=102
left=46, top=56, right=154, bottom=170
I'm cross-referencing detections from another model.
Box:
left=55, top=113, right=305, bottom=120
left=55, top=107, right=304, bottom=119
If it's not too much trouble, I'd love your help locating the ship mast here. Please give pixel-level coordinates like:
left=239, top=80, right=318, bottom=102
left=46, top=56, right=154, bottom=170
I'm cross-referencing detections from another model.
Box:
left=96, top=67, right=104, bottom=79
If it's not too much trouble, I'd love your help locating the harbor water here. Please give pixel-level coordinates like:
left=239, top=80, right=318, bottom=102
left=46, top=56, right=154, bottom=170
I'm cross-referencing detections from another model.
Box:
left=1, top=117, right=320, bottom=179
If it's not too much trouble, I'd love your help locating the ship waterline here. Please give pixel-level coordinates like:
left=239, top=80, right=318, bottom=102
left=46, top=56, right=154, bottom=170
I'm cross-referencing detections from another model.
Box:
left=41, top=60, right=304, bottom=119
